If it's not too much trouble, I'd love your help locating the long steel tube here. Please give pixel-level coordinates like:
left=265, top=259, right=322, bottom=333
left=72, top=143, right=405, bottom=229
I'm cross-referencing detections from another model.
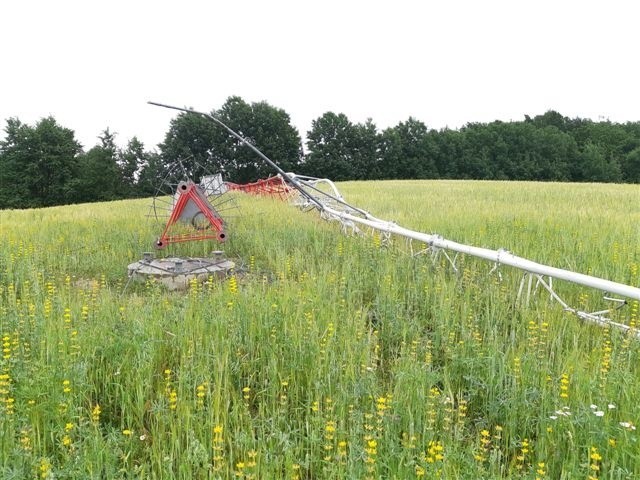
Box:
left=321, top=205, right=640, bottom=301
left=148, top=101, right=640, bottom=303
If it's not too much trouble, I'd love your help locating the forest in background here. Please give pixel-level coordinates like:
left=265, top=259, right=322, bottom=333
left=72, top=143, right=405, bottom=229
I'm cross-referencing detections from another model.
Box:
left=1, top=96, right=639, bottom=209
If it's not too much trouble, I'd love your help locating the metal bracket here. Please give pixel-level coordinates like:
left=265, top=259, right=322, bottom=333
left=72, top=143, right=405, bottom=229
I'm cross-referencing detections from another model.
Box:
left=516, top=272, right=637, bottom=338
left=418, top=236, right=459, bottom=273
left=380, top=229, right=393, bottom=247
left=488, top=248, right=509, bottom=282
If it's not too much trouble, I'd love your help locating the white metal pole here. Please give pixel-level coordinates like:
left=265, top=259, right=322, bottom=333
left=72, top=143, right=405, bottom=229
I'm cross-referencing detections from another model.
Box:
left=322, top=206, right=640, bottom=302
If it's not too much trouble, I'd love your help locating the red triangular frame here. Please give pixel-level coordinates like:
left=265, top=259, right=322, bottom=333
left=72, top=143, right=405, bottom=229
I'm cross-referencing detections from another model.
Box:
left=155, top=182, right=226, bottom=249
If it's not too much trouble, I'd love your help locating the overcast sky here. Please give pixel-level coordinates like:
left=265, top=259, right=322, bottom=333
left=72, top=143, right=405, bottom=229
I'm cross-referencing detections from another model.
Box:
left=1, top=0, right=638, bottom=151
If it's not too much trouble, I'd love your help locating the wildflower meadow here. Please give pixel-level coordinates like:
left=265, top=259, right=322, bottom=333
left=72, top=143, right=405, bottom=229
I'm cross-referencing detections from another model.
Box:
left=0, top=180, right=639, bottom=479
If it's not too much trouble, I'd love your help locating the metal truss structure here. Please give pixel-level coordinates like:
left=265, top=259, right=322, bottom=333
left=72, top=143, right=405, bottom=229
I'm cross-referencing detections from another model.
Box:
left=148, top=101, right=640, bottom=338
left=284, top=173, right=640, bottom=338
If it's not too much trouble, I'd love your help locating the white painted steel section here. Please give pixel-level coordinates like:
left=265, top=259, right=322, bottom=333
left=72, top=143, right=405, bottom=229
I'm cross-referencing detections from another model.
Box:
left=145, top=104, right=639, bottom=334
left=287, top=174, right=345, bottom=201
left=319, top=205, right=640, bottom=302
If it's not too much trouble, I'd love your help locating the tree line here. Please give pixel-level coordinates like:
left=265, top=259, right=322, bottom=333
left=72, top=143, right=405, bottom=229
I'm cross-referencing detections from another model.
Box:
left=1, top=97, right=639, bottom=209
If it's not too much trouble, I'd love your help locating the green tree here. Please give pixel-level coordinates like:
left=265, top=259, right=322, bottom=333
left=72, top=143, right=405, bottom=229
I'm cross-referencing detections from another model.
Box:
left=304, top=112, right=356, bottom=180
left=303, top=113, right=381, bottom=180
left=533, top=126, right=575, bottom=181
left=0, top=118, right=31, bottom=208
left=455, top=121, right=575, bottom=181
left=488, top=122, right=536, bottom=180
left=570, top=120, right=634, bottom=180
left=350, top=119, right=380, bottom=180
left=379, top=118, right=437, bottom=179
left=0, top=116, right=81, bottom=208
left=576, top=143, right=622, bottom=183
left=428, top=129, right=464, bottom=179
left=159, top=109, right=226, bottom=182
left=136, top=152, right=165, bottom=197
left=218, top=97, right=303, bottom=182
left=622, top=147, right=640, bottom=183
left=118, top=137, right=147, bottom=196
left=159, top=96, right=303, bottom=184
left=458, top=123, right=497, bottom=179
left=531, top=110, right=570, bottom=132
left=71, top=128, right=123, bottom=203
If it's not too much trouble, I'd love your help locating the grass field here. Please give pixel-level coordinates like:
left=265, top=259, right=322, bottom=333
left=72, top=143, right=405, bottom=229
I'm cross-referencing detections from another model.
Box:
left=0, top=180, right=639, bottom=479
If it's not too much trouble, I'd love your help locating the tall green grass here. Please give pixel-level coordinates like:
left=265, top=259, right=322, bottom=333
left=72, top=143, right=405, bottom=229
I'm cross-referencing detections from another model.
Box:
left=0, top=180, right=638, bottom=479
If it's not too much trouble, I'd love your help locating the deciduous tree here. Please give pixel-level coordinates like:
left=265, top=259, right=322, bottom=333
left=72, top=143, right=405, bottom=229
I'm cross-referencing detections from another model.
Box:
left=0, top=117, right=81, bottom=208
left=159, top=97, right=303, bottom=183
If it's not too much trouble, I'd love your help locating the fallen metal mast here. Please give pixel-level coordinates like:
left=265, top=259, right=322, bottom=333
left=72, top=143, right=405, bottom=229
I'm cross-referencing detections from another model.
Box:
left=149, top=101, right=640, bottom=337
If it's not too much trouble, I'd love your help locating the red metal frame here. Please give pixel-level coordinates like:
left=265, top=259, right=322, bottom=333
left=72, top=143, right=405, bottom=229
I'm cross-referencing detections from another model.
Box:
left=156, top=182, right=226, bottom=249
left=226, top=175, right=293, bottom=200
